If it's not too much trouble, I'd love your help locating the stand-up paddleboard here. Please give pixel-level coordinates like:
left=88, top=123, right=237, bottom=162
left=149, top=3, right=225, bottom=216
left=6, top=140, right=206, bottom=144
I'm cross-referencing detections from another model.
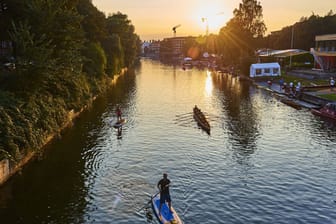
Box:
left=151, top=194, right=183, bottom=224
left=113, top=118, right=126, bottom=128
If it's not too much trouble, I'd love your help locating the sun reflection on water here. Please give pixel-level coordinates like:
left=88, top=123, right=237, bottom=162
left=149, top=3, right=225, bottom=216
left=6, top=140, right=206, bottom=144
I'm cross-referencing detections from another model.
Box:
left=205, top=70, right=213, bottom=96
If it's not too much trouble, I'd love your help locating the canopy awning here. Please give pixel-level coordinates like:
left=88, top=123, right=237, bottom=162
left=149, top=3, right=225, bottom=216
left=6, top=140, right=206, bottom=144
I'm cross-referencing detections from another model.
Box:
left=256, top=49, right=309, bottom=58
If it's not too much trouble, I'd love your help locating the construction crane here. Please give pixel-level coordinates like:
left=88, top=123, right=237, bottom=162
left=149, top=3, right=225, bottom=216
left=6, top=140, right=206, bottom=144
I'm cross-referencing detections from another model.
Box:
left=201, top=18, right=208, bottom=36
left=172, top=24, right=181, bottom=37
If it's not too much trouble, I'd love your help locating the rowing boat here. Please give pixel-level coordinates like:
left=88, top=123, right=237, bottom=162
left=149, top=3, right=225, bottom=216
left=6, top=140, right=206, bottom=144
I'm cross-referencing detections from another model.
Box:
left=151, top=194, right=183, bottom=224
left=193, top=106, right=210, bottom=134
left=280, top=98, right=302, bottom=110
left=311, top=102, right=336, bottom=121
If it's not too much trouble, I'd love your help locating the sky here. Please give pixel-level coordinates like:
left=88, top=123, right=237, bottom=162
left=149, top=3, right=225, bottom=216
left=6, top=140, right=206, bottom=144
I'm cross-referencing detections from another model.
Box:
left=92, top=0, right=336, bottom=41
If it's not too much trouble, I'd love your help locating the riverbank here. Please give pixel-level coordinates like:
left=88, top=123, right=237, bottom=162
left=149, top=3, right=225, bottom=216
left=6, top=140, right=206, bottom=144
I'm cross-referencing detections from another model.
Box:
left=239, top=68, right=336, bottom=110
left=0, top=69, right=127, bottom=186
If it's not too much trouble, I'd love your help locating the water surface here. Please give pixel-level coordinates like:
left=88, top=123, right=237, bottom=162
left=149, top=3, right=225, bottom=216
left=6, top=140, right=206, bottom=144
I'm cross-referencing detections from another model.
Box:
left=0, top=59, right=335, bottom=223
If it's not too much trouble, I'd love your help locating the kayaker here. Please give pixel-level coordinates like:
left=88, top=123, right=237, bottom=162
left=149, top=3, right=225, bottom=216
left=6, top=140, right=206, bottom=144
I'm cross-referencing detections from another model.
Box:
left=116, top=106, right=122, bottom=121
left=157, top=173, right=172, bottom=216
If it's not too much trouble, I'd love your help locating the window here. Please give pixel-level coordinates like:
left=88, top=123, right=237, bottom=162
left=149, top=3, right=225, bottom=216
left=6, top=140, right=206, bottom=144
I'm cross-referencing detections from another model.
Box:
left=264, top=68, right=270, bottom=74
left=256, top=69, right=262, bottom=75
left=273, top=68, right=279, bottom=74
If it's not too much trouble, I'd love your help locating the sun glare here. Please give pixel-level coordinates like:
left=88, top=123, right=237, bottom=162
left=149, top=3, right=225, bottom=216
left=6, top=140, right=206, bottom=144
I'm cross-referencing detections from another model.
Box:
left=205, top=70, right=213, bottom=96
left=192, top=3, right=229, bottom=35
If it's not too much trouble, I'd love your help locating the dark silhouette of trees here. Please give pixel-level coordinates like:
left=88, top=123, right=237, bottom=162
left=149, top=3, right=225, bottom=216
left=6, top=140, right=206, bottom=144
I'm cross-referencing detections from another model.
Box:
left=264, top=12, right=336, bottom=51
left=218, top=0, right=266, bottom=67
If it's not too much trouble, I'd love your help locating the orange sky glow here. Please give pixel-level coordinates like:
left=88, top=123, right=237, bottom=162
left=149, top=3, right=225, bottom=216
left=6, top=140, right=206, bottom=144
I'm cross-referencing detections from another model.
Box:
left=92, top=0, right=336, bottom=41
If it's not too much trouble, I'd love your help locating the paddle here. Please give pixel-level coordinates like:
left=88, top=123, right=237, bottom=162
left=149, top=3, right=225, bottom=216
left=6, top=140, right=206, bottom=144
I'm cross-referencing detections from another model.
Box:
left=136, top=191, right=160, bottom=212
left=137, top=184, right=170, bottom=212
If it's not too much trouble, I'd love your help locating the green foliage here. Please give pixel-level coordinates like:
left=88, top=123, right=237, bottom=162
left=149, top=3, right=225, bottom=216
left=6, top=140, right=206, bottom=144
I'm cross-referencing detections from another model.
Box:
left=0, top=0, right=25, bottom=40
left=101, top=34, right=124, bottom=76
left=77, top=0, right=107, bottom=42
left=106, top=12, right=141, bottom=67
left=21, top=0, right=84, bottom=73
left=9, top=21, right=55, bottom=73
left=318, top=93, right=336, bottom=101
left=264, top=13, right=336, bottom=50
left=82, top=42, right=107, bottom=77
left=233, top=0, right=267, bottom=37
left=0, top=0, right=140, bottom=161
left=218, top=0, right=266, bottom=65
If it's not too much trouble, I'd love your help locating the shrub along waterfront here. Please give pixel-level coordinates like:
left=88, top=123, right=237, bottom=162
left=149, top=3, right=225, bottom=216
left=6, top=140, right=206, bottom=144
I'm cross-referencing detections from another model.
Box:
left=0, top=0, right=141, bottom=162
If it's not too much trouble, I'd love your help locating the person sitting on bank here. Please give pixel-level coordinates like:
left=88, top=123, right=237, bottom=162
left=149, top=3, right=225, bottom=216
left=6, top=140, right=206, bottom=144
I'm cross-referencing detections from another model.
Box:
left=295, top=82, right=301, bottom=97
left=330, top=77, right=335, bottom=91
left=157, top=173, right=172, bottom=216
left=279, top=78, right=284, bottom=91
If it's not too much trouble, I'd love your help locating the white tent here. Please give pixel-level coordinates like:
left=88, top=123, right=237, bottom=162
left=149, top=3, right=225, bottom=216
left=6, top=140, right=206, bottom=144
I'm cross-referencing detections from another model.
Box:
left=250, top=62, right=281, bottom=78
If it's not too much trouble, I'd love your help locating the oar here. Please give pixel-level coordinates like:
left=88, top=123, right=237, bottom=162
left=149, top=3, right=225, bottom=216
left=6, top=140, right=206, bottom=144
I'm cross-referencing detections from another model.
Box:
left=175, top=112, right=193, bottom=117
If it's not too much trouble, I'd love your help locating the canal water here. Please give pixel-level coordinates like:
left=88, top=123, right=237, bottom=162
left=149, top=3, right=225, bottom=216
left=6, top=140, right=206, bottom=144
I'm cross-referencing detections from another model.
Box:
left=0, top=59, right=336, bottom=223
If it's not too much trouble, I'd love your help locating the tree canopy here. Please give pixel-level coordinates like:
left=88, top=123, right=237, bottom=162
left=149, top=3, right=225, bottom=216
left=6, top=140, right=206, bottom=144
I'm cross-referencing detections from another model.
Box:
left=264, top=12, right=336, bottom=51
left=217, top=0, right=266, bottom=66
left=0, top=0, right=141, bottom=161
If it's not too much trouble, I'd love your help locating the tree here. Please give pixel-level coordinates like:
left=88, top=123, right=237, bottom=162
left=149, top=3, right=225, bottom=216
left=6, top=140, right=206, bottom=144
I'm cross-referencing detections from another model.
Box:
left=106, top=12, right=140, bottom=67
left=77, top=0, right=107, bottom=43
left=233, top=0, right=266, bottom=38
left=263, top=12, right=336, bottom=51
left=218, top=0, right=266, bottom=66
left=9, top=0, right=84, bottom=74
left=101, top=34, right=124, bottom=76
left=81, top=42, right=107, bottom=77
left=0, top=0, right=25, bottom=40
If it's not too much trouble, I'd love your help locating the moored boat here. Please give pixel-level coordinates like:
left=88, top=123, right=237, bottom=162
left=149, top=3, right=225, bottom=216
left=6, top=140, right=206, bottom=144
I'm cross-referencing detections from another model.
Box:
left=193, top=106, right=210, bottom=134
left=151, top=193, right=183, bottom=224
left=280, top=98, right=302, bottom=110
left=311, top=102, right=336, bottom=121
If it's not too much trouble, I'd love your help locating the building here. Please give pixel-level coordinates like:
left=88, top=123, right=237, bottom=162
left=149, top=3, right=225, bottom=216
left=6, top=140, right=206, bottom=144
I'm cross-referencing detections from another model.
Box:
left=310, top=34, right=336, bottom=72
left=142, top=40, right=161, bottom=58
left=148, top=40, right=160, bottom=58
left=160, top=36, right=189, bottom=62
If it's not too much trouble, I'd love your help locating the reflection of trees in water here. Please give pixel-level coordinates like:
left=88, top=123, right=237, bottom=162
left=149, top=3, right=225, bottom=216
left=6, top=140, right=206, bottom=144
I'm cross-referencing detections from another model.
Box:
left=212, top=73, right=260, bottom=155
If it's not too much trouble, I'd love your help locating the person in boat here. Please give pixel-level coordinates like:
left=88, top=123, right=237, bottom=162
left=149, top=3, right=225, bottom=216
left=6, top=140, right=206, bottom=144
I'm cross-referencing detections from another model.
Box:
left=157, top=173, right=172, bottom=216
left=116, top=106, right=122, bottom=121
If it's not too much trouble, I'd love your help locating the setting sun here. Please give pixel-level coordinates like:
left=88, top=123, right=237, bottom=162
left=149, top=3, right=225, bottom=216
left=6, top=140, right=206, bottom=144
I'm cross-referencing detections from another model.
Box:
left=191, top=2, right=231, bottom=35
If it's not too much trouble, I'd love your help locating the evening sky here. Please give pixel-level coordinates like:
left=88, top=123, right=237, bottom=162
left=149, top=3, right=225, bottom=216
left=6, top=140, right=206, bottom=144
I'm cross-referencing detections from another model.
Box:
left=92, top=0, right=336, bottom=40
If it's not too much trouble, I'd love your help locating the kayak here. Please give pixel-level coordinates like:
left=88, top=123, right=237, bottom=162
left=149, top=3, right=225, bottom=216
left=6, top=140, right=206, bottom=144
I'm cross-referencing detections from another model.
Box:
left=151, top=194, right=183, bottom=224
left=113, top=118, right=126, bottom=128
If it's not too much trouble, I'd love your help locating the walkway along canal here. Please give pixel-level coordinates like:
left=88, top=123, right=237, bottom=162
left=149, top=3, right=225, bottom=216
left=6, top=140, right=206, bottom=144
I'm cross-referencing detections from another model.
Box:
left=0, top=59, right=335, bottom=223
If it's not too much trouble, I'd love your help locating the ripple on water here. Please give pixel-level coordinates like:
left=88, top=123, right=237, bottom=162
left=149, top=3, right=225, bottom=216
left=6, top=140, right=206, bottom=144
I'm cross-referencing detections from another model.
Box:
left=1, top=60, right=336, bottom=224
